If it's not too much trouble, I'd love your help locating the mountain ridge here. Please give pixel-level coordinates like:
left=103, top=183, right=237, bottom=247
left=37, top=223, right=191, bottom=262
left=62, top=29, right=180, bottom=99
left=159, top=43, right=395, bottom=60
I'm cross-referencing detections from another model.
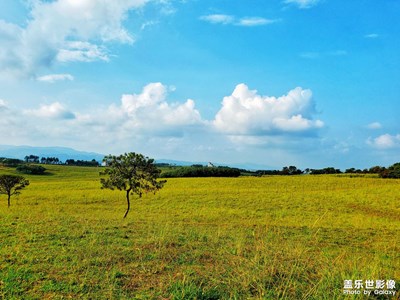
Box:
left=0, top=145, right=104, bottom=162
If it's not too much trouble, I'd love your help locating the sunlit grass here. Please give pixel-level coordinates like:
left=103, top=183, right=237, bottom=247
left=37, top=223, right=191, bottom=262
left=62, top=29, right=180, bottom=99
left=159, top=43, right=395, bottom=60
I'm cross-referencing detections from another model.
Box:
left=0, top=165, right=399, bottom=299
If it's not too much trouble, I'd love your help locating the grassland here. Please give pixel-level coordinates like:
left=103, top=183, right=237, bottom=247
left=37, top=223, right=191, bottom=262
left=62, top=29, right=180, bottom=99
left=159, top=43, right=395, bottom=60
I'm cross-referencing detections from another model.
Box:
left=0, top=165, right=399, bottom=299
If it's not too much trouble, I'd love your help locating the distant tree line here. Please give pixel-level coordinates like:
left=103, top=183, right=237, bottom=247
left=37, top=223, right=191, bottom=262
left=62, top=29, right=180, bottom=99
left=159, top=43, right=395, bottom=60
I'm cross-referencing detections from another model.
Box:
left=65, top=159, right=99, bottom=167
left=20, top=155, right=100, bottom=166
left=40, top=157, right=61, bottom=164
left=21, top=156, right=99, bottom=167
left=161, top=166, right=241, bottom=178
left=254, top=163, right=400, bottom=178
left=379, top=163, right=400, bottom=179
left=1, top=156, right=400, bottom=179
left=156, top=162, right=400, bottom=178
left=0, top=158, right=24, bottom=167
left=0, top=155, right=100, bottom=176
left=24, top=155, right=40, bottom=163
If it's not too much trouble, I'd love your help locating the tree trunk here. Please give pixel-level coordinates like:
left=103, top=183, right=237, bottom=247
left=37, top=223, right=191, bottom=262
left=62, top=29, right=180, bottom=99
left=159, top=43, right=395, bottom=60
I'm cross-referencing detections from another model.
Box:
left=7, top=193, right=10, bottom=207
left=123, top=189, right=131, bottom=218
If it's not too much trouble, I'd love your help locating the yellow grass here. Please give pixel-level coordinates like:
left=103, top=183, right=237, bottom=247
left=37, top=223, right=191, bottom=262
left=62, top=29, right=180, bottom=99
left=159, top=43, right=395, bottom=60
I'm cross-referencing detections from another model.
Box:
left=0, top=165, right=399, bottom=299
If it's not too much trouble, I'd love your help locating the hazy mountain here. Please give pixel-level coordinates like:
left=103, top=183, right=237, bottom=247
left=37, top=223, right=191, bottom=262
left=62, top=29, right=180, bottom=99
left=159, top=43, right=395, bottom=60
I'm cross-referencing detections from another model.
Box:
left=155, top=159, right=208, bottom=166
left=0, top=145, right=272, bottom=170
left=0, top=145, right=104, bottom=162
left=156, top=159, right=272, bottom=171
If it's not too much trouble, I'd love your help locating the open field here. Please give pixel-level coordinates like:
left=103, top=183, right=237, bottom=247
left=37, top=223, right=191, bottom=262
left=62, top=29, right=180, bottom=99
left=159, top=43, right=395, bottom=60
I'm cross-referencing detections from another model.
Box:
left=0, top=165, right=399, bottom=299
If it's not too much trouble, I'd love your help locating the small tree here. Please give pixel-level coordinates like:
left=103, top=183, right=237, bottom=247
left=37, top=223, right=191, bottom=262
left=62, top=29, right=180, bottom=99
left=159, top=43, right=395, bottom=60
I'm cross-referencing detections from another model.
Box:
left=100, top=152, right=166, bottom=218
left=0, top=175, right=30, bottom=207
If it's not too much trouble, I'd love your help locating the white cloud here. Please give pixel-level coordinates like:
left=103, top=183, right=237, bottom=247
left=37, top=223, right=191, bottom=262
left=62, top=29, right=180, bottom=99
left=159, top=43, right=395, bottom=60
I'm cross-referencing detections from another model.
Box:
left=213, top=84, right=323, bottom=136
left=200, top=14, right=276, bottom=27
left=283, top=0, right=321, bottom=9
left=141, top=21, right=159, bottom=30
left=0, top=0, right=148, bottom=78
left=37, top=73, right=74, bottom=83
left=0, top=82, right=329, bottom=166
left=367, top=134, right=400, bottom=149
left=237, top=17, right=277, bottom=27
left=116, top=82, right=203, bottom=130
left=367, top=122, right=382, bottom=130
left=0, top=99, right=8, bottom=110
left=24, top=102, right=76, bottom=120
left=199, top=14, right=235, bottom=25
left=56, top=42, right=109, bottom=62
left=0, top=20, right=25, bottom=77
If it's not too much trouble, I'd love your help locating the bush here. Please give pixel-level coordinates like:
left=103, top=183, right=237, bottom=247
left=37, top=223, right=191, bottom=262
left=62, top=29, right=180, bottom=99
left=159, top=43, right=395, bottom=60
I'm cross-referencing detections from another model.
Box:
left=16, top=164, right=46, bottom=175
left=380, top=163, right=400, bottom=178
left=0, top=158, right=24, bottom=167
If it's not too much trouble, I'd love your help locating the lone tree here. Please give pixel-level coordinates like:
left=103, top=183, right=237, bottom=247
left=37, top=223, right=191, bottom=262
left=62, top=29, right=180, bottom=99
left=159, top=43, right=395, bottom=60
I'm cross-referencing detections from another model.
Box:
left=0, top=175, right=30, bottom=207
left=100, top=152, right=166, bottom=218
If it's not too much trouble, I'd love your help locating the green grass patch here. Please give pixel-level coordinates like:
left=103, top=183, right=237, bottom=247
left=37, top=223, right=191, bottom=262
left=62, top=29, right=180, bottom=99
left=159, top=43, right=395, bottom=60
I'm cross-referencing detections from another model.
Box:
left=0, top=165, right=399, bottom=299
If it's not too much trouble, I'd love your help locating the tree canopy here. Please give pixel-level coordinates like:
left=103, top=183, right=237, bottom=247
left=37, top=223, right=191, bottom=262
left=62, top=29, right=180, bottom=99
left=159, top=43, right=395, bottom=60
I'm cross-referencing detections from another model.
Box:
left=380, top=162, right=400, bottom=178
left=0, top=175, right=30, bottom=207
left=100, top=152, right=165, bottom=218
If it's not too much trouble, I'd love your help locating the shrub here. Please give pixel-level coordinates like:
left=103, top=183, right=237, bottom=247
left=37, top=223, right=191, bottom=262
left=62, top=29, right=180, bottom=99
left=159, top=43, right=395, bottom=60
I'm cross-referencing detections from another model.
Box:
left=380, top=163, right=400, bottom=178
left=16, top=164, right=46, bottom=175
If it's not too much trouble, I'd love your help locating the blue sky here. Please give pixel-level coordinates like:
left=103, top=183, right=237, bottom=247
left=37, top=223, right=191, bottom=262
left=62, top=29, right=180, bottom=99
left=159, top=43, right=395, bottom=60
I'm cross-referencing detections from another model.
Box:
left=0, top=0, right=399, bottom=169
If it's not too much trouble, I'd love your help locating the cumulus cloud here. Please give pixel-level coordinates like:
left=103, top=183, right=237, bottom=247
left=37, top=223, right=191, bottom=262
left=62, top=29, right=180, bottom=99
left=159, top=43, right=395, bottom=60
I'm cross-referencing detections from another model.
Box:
left=200, top=14, right=276, bottom=27
left=37, top=73, right=74, bottom=83
left=283, top=0, right=321, bottom=9
left=24, top=102, right=76, bottom=120
left=0, top=82, right=328, bottom=161
left=121, top=82, right=201, bottom=126
left=115, top=82, right=203, bottom=131
left=0, top=0, right=147, bottom=78
left=367, top=134, right=400, bottom=149
left=213, top=84, right=323, bottom=136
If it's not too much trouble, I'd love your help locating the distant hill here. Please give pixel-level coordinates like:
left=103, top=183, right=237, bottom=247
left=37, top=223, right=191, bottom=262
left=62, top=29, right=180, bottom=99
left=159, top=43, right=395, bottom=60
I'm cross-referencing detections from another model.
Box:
left=155, top=159, right=207, bottom=166
left=156, top=159, right=273, bottom=171
left=0, top=145, right=104, bottom=162
left=0, top=145, right=272, bottom=170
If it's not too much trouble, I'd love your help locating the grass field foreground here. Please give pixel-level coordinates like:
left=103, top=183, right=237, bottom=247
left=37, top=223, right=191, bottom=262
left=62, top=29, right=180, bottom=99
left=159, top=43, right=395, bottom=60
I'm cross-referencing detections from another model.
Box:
left=0, top=165, right=399, bottom=299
